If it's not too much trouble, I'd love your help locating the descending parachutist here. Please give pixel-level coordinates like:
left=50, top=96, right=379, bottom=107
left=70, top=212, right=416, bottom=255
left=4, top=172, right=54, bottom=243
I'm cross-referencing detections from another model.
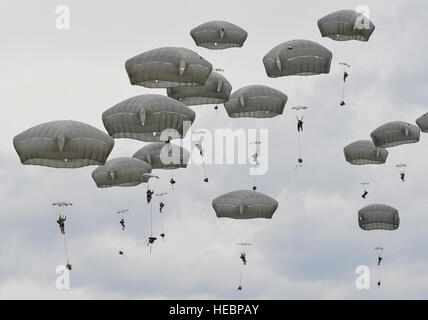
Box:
left=148, top=236, right=157, bottom=246
left=343, top=71, right=349, bottom=82
left=360, top=182, right=370, bottom=199
left=377, top=255, right=383, bottom=266
left=195, top=142, right=203, bottom=156
left=57, top=215, right=67, bottom=234
left=146, top=189, right=154, bottom=204
left=252, top=152, right=260, bottom=166
left=396, top=164, right=407, bottom=182
left=297, top=116, right=304, bottom=132
left=120, top=218, right=125, bottom=231
left=159, top=202, right=165, bottom=213
left=66, top=263, right=72, bottom=271
left=240, top=252, right=247, bottom=266
left=295, top=158, right=303, bottom=170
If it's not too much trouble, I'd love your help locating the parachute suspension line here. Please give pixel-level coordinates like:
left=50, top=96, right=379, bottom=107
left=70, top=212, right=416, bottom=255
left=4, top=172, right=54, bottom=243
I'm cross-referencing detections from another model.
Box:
left=342, top=80, right=346, bottom=103
left=339, top=62, right=350, bottom=106
left=202, top=160, right=207, bottom=179
left=53, top=202, right=73, bottom=267
left=376, top=255, right=383, bottom=288
left=62, top=234, right=70, bottom=264
left=150, top=201, right=153, bottom=237
left=60, top=167, right=72, bottom=204
left=375, top=247, right=384, bottom=287
left=148, top=201, right=154, bottom=254
left=201, top=158, right=211, bottom=185
left=161, top=210, right=164, bottom=235
left=237, top=269, right=243, bottom=292
left=120, top=228, right=124, bottom=252
left=295, top=133, right=303, bottom=171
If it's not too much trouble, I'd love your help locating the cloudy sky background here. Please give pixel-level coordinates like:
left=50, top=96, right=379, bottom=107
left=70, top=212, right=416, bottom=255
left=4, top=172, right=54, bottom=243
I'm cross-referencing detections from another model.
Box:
left=1, top=0, right=428, bottom=299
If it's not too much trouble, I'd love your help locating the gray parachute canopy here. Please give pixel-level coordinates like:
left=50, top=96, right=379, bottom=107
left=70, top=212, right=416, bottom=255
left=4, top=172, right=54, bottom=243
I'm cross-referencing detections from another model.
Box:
left=91, top=157, right=152, bottom=188
left=102, top=95, right=196, bottom=142
left=416, top=112, right=428, bottom=132
left=370, top=121, right=420, bottom=148
left=125, top=47, right=213, bottom=88
left=212, top=190, right=278, bottom=219
left=317, top=9, right=375, bottom=42
left=263, top=39, right=332, bottom=77
left=190, top=20, right=248, bottom=50
left=343, top=140, right=388, bottom=165
left=13, top=120, right=114, bottom=168
left=224, top=85, right=287, bottom=118
left=133, top=142, right=190, bottom=170
left=166, top=72, right=232, bottom=106
left=358, top=204, right=400, bottom=231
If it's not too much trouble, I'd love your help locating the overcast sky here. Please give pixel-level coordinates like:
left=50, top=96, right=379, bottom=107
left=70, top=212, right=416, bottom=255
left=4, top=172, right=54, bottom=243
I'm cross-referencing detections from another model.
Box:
left=1, top=0, right=428, bottom=299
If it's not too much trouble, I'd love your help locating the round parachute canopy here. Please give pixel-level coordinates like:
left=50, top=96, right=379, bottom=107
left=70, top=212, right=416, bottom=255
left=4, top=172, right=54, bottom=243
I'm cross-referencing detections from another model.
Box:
left=263, top=39, right=332, bottom=77
left=13, top=120, right=114, bottom=168
left=343, top=140, right=388, bottom=165
left=416, top=112, right=428, bottom=133
left=370, top=121, right=420, bottom=148
left=125, top=47, right=213, bottom=88
left=212, top=190, right=278, bottom=219
left=358, top=204, right=399, bottom=231
left=133, top=142, right=190, bottom=170
left=91, top=157, right=152, bottom=188
left=224, top=85, right=287, bottom=118
left=166, top=72, right=232, bottom=106
left=190, top=21, right=248, bottom=50
left=317, top=9, right=375, bottom=42
left=102, top=95, right=196, bottom=142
